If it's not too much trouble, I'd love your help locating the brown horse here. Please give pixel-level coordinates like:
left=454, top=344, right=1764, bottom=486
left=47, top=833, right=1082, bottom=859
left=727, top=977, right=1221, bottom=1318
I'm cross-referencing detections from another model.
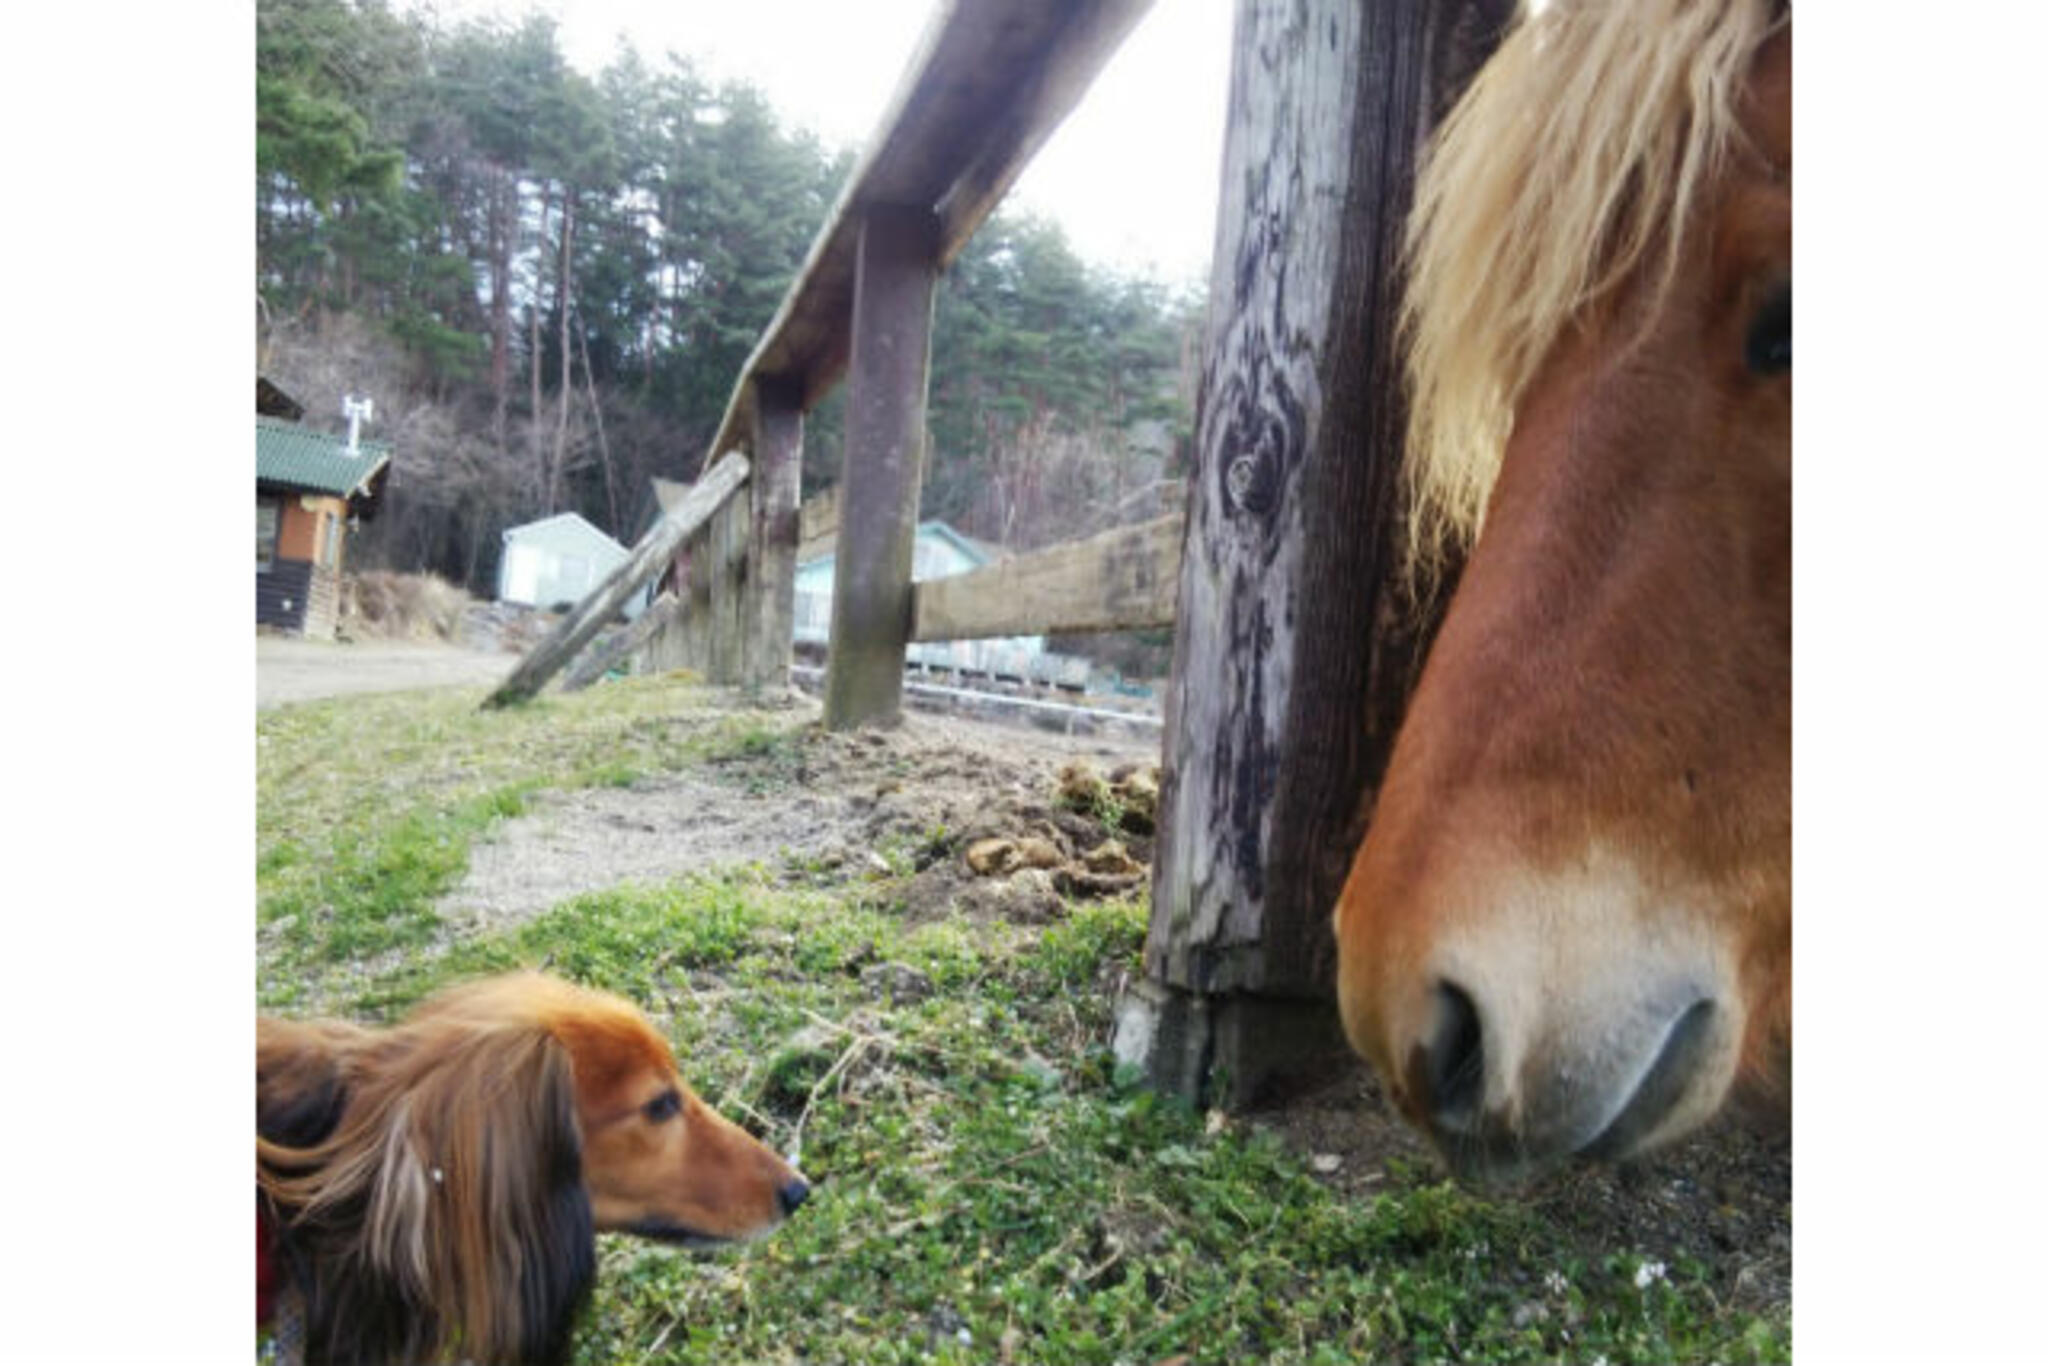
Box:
left=1334, top=0, right=1790, bottom=1187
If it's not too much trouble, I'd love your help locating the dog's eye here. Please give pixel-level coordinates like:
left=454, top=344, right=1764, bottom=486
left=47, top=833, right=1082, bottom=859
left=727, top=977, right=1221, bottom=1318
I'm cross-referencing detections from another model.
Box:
left=642, top=1089, right=682, bottom=1123
left=1745, top=283, right=1790, bottom=376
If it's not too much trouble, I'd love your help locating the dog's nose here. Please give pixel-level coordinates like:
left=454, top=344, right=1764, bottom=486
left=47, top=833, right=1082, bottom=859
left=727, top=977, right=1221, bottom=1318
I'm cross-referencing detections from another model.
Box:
left=777, top=1178, right=811, bottom=1217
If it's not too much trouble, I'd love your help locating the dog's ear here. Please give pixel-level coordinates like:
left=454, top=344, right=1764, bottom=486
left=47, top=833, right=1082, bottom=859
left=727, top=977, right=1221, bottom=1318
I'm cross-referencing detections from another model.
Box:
left=257, top=1017, right=364, bottom=1147
left=259, top=1017, right=450, bottom=1365
left=259, top=1018, right=597, bottom=1365
left=397, top=1023, right=597, bottom=1366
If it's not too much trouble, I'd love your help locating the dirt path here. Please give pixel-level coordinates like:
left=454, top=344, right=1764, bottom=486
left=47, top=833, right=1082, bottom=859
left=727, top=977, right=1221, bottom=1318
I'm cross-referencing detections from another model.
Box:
left=438, top=704, right=1162, bottom=935
left=256, top=636, right=515, bottom=709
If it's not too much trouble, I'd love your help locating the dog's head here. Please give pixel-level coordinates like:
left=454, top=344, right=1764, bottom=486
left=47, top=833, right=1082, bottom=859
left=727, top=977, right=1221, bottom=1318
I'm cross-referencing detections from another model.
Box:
left=258, top=973, right=809, bottom=1365
left=428, top=972, right=812, bottom=1244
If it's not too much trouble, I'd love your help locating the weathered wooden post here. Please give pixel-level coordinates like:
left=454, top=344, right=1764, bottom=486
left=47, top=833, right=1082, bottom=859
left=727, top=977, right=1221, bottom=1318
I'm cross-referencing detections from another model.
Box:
left=823, top=204, right=941, bottom=730
left=743, top=375, right=804, bottom=689
left=683, top=519, right=714, bottom=672
left=1115, top=0, right=1512, bottom=1107
left=709, top=487, right=748, bottom=681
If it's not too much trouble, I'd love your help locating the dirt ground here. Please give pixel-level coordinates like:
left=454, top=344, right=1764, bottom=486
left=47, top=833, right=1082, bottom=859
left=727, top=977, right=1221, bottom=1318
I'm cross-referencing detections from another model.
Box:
left=440, top=696, right=1163, bottom=935
left=256, top=635, right=516, bottom=709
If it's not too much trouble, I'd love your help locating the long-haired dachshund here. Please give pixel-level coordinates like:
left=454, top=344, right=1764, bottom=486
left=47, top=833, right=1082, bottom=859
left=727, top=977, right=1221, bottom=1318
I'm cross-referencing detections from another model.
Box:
left=257, top=972, right=810, bottom=1365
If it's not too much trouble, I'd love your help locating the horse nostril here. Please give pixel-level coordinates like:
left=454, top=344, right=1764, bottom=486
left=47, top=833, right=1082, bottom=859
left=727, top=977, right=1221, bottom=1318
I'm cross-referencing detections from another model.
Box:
left=777, top=1179, right=811, bottom=1217
left=1579, top=997, right=1719, bottom=1161
left=1418, top=980, right=1486, bottom=1132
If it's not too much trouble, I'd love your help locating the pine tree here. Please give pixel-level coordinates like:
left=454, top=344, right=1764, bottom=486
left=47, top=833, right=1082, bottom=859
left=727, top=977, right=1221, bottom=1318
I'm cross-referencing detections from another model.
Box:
left=255, top=8, right=1200, bottom=589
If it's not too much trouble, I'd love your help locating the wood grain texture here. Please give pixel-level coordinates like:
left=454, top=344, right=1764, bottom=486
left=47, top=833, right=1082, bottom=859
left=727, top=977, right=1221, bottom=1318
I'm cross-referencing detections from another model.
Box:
left=911, top=513, right=1181, bottom=641
left=742, top=378, right=803, bottom=688
left=563, top=592, right=684, bottom=692
left=1147, top=0, right=1511, bottom=999
left=708, top=491, right=749, bottom=683
left=823, top=206, right=940, bottom=730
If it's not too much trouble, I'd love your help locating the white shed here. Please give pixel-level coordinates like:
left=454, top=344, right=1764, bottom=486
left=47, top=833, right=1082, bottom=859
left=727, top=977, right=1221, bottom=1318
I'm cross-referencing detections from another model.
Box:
left=498, top=512, right=632, bottom=613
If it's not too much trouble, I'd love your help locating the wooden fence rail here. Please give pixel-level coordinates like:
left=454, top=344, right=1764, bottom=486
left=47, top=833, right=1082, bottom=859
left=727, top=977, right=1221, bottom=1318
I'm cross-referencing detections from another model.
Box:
left=911, top=513, right=1182, bottom=642
left=700, top=0, right=1157, bottom=471
left=489, top=0, right=1157, bottom=713
left=796, top=486, right=1182, bottom=645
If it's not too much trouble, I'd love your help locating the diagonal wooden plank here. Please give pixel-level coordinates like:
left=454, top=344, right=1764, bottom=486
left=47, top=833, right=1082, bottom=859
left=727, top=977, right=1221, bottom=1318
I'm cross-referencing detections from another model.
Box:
left=562, top=591, right=685, bottom=692
left=484, top=453, right=750, bottom=708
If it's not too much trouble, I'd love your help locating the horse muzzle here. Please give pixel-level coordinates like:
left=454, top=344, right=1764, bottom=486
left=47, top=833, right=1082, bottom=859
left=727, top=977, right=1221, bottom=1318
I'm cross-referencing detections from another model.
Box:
left=1392, top=968, right=1739, bottom=1187
left=1339, top=852, right=1753, bottom=1188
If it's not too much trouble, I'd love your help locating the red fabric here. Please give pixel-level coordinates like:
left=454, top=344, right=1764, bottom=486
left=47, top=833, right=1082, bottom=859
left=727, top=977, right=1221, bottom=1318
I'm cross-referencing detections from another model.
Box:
left=257, top=1205, right=276, bottom=1327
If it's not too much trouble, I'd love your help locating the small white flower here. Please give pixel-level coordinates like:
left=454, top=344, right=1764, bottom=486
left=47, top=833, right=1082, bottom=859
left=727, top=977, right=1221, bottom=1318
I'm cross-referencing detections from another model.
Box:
left=1543, top=1269, right=1568, bottom=1296
left=1633, top=1259, right=1667, bottom=1290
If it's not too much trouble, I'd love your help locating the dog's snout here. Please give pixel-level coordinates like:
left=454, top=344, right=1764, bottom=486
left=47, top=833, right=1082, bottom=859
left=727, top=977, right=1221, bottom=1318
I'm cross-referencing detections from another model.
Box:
left=777, top=1177, right=811, bottom=1217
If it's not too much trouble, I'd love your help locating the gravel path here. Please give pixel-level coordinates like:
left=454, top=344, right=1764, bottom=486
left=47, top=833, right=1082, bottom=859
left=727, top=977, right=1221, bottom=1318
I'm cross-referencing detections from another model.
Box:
left=256, top=636, right=516, bottom=709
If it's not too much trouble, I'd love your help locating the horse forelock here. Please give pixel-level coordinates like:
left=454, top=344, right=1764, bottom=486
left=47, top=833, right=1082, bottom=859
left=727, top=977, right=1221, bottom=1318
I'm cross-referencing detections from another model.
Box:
left=1399, top=0, right=1788, bottom=588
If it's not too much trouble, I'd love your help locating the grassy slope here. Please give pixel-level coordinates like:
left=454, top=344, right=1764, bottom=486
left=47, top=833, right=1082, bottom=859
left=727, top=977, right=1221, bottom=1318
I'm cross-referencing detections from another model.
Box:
left=256, top=677, right=1789, bottom=1364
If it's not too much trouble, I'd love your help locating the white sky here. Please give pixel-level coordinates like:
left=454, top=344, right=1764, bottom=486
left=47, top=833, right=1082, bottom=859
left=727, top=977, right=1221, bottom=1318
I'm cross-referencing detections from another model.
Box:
left=410, top=0, right=1234, bottom=287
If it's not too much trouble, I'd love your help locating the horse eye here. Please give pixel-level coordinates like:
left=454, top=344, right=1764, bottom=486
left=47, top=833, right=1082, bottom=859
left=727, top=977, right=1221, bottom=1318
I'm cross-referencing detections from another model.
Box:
left=642, top=1089, right=682, bottom=1123
left=1745, top=284, right=1790, bottom=375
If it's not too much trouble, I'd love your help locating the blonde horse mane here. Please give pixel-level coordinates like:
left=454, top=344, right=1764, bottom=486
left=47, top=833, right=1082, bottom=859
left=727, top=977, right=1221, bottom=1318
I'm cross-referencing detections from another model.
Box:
left=1400, top=0, right=1788, bottom=583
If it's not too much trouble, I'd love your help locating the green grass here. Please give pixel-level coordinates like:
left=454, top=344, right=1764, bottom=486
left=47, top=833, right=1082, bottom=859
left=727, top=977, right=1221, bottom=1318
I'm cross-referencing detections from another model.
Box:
left=257, top=677, right=1790, bottom=1363
left=256, top=678, right=812, bottom=1007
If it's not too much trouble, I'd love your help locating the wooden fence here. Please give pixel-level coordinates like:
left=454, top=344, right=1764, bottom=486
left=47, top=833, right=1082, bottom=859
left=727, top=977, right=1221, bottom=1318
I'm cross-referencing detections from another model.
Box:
left=490, top=0, right=1516, bottom=1110
left=488, top=0, right=1159, bottom=711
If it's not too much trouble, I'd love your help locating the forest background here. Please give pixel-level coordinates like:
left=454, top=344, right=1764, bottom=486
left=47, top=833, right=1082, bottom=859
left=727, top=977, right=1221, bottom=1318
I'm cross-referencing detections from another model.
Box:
left=257, top=0, right=1206, bottom=652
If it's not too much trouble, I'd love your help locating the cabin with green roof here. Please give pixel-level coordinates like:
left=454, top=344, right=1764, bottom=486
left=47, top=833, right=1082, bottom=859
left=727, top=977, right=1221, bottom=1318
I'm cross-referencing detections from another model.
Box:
left=256, top=407, right=391, bottom=638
